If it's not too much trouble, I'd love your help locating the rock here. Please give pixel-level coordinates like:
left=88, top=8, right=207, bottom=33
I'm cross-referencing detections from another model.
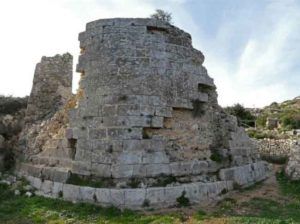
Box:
left=0, top=135, right=4, bottom=148
left=23, top=185, right=34, bottom=191
left=286, top=140, right=300, bottom=180
left=25, top=192, right=33, bottom=197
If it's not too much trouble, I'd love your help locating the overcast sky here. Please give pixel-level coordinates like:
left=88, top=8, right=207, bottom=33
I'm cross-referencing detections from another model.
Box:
left=0, top=0, right=299, bottom=107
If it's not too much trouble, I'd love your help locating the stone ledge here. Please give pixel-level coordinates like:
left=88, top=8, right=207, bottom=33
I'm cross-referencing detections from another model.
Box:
left=22, top=174, right=233, bottom=209
left=219, top=161, right=271, bottom=187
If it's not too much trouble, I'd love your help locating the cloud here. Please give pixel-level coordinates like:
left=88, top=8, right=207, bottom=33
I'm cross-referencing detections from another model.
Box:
left=0, top=0, right=299, bottom=109
left=195, top=0, right=300, bottom=107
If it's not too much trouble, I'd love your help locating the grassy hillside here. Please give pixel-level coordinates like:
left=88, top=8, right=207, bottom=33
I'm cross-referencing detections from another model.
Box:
left=256, top=97, right=300, bottom=131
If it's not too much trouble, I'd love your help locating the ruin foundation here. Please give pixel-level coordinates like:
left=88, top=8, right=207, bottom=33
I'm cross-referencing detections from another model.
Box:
left=17, top=18, right=270, bottom=209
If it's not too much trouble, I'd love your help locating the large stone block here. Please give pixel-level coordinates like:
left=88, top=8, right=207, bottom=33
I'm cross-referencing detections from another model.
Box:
left=63, top=184, right=80, bottom=201
left=124, top=188, right=146, bottom=207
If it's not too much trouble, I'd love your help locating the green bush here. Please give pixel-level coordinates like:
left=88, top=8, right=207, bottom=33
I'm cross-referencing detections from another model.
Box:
left=0, top=95, right=28, bottom=115
left=176, top=191, right=190, bottom=207
left=224, top=103, right=255, bottom=127
left=66, top=173, right=115, bottom=188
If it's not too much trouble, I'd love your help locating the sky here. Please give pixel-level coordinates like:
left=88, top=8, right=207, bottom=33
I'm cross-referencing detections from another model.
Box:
left=0, top=0, right=299, bottom=108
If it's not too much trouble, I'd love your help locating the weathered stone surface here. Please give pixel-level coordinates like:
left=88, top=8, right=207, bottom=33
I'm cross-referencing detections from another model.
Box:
left=25, top=53, right=73, bottom=123
left=219, top=161, right=270, bottom=187
left=286, top=140, right=300, bottom=180
left=17, top=18, right=270, bottom=209
left=63, top=184, right=80, bottom=201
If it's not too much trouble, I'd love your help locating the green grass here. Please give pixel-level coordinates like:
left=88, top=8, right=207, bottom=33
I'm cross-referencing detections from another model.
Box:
left=0, top=183, right=183, bottom=224
left=276, top=169, right=300, bottom=198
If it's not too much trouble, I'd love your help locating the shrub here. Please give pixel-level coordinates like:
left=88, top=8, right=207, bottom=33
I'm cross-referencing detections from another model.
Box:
left=150, top=9, right=172, bottom=23
left=66, top=173, right=114, bottom=188
left=210, top=150, right=222, bottom=163
left=176, top=191, right=190, bottom=207
left=224, top=103, right=255, bottom=127
left=0, top=95, right=28, bottom=115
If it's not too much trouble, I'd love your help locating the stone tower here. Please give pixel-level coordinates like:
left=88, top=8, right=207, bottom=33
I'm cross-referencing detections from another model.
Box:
left=19, top=18, right=270, bottom=209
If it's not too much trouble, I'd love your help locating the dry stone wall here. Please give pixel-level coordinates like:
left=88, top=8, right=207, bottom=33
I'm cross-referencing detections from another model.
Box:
left=258, top=138, right=292, bottom=161
left=18, top=18, right=270, bottom=209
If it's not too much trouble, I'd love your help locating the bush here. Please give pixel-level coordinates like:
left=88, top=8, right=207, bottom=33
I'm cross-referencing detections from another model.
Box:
left=150, top=9, right=172, bottom=23
left=224, top=103, right=255, bottom=127
left=176, top=191, right=190, bottom=207
left=256, top=114, right=268, bottom=128
left=0, top=95, right=28, bottom=115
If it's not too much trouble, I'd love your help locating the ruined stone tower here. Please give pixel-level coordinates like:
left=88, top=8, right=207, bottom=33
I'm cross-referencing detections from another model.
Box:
left=19, top=18, right=270, bottom=209
left=25, top=53, right=73, bottom=123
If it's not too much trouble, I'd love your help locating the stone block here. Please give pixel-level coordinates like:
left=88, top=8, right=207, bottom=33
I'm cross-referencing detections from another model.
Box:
left=117, top=151, right=143, bottom=164
left=110, top=189, right=125, bottom=206
left=80, top=186, right=96, bottom=203
left=63, top=184, right=80, bottom=201
left=151, top=116, right=164, bottom=128
left=145, top=187, right=165, bottom=205
left=164, top=185, right=185, bottom=204
left=142, top=151, right=169, bottom=164
left=111, top=164, right=134, bottom=178
left=40, top=180, right=53, bottom=195
left=146, top=164, right=171, bottom=177
left=107, top=128, right=142, bottom=140
left=95, top=188, right=111, bottom=204
left=124, top=188, right=146, bottom=206
left=117, top=104, right=140, bottom=116
left=155, top=107, right=172, bottom=118
left=52, top=182, right=63, bottom=197
left=91, top=163, right=111, bottom=177
left=89, top=128, right=107, bottom=139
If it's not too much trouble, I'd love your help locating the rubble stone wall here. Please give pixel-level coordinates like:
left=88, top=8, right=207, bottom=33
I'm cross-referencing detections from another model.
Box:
left=258, top=138, right=293, bottom=159
left=25, top=53, right=73, bottom=123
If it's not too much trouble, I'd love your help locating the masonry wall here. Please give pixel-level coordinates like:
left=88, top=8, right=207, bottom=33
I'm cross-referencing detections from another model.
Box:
left=25, top=53, right=73, bottom=123
left=17, top=18, right=270, bottom=208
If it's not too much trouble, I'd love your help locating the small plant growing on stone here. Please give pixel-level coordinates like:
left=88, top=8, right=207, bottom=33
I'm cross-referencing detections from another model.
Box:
left=127, top=177, right=141, bottom=188
left=210, top=150, right=222, bottom=163
left=142, top=199, right=150, bottom=207
left=176, top=191, right=190, bottom=207
left=150, top=9, right=172, bottom=23
left=58, top=190, right=63, bottom=198
left=106, top=145, right=113, bottom=153
left=119, top=95, right=128, bottom=101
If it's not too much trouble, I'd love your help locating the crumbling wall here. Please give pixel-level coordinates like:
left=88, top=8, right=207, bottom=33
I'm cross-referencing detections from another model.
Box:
left=17, top=18, right=270, bottom=209
left=18, top=53, right=73, bottom=158
left=25, top=53, right=73, bottom=123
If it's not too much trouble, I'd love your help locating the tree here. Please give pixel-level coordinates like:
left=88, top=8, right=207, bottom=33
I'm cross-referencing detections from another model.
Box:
left=150, top=9, right=172, bottom=23
left=224, top=103, right=256, bottom=127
